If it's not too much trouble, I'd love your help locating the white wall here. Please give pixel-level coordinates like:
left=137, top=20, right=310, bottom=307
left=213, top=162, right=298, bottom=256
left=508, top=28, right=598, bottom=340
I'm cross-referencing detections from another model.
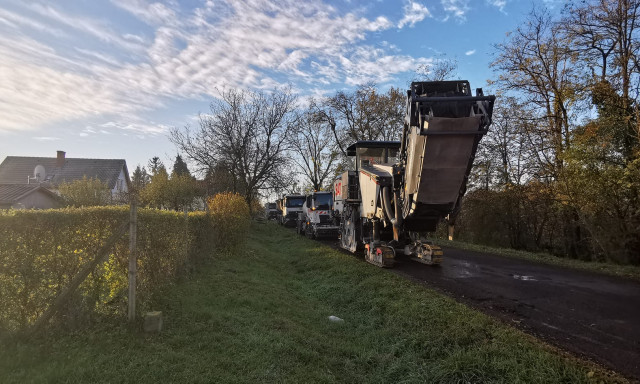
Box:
left=111, top=168, right=129, bottom=196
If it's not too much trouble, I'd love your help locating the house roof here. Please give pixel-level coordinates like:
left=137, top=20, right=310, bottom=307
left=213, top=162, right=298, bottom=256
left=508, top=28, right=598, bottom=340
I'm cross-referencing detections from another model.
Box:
left=0, top=184, right=59, bottom=204
left=0, top=156, right=129, bottom=189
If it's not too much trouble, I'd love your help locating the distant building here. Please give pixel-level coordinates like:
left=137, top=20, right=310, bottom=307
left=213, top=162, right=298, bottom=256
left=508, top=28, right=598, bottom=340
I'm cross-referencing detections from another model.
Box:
left=0, top=151, right=130, bottom=204
left=0, top=184, right=62, bottom=210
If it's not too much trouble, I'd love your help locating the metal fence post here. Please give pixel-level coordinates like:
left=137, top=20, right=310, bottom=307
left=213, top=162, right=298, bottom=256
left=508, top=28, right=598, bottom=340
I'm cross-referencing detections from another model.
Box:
left=128, top=198, right=137, bottom=322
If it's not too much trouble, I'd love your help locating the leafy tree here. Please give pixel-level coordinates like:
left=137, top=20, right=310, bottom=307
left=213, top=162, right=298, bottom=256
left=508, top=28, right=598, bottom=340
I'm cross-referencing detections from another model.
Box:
left=58, top=176, right=111, bottom=207
left=141, top=166, right=170, bottom=209
left=460, top=0, right=640, bottom=263
left=562, top=0, right=640, bottom=161
left=167, top=173, right=201, bottom=211
left=140, top=163, right=201, bottom=211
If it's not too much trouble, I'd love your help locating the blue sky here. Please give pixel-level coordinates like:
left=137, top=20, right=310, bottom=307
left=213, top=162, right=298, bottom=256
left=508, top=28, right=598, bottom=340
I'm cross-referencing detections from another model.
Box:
left=0, top=0, right=560, bottom=173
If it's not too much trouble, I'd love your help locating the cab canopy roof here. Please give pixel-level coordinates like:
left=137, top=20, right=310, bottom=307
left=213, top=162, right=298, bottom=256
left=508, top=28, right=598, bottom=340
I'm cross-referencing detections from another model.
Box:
left=346, top=141, right=401, bottom=156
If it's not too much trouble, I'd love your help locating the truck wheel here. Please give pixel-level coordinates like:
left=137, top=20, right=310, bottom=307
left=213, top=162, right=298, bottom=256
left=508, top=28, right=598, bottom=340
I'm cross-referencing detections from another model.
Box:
left=306, top=226, right=316, bottom=240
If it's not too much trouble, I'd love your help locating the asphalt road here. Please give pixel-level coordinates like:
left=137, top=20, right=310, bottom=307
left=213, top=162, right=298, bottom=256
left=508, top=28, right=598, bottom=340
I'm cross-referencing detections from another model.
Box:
left=318, top=236, right=640, bottom=380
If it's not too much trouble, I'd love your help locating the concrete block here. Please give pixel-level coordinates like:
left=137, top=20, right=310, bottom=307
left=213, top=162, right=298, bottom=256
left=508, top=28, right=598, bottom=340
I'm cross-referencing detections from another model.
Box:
left=143, top=311, right=163, bottom=332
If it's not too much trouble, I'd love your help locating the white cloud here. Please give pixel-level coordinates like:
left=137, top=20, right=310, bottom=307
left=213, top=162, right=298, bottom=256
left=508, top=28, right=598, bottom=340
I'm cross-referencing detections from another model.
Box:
left=340, top=47, right=431, bottom=86
left=98, top=121, right=169, bottom=135
left=33, top=136, right=61, bottom=141
left=465, top=49, right=476, bottom=56
left=487, top=0, right=507, bottom=12
left=441, top=0, right=470, bottom=21
left=398, top=1, right=431, bottom=28
left=0, top=0, right=432, bottom=133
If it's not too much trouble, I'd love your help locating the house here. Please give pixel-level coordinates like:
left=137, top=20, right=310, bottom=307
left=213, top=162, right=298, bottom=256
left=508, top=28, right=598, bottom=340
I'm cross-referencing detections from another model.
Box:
left=0, top=184, right=62, bottom=210
left=0, top=151, right=130, bottom=203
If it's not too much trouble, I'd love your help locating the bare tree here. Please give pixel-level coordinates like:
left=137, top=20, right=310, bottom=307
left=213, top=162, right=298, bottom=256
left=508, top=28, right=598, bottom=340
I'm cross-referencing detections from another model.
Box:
left=492, top=7, right=580, bottom=180
left=414, top=55, right=459, bottom=82
left=290, top=105, right=339, bottom=191
left=170, top=87, right=298, bottom=207
left=314, top=84, right=405, bottom=157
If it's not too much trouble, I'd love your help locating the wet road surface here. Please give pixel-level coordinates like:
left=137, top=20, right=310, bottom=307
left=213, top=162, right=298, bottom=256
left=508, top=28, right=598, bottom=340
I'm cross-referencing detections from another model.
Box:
left=318, top=237, right=640, bottom=380
left=392, top=246, right=640, bottom=380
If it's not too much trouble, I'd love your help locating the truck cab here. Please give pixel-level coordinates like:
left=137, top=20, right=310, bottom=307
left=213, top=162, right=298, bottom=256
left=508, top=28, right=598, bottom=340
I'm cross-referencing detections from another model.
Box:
left=265, top=202, right=279, bottom=220
left=296, top=191, right=339, bottom=239
left=279, top=194, right=305, bottom=227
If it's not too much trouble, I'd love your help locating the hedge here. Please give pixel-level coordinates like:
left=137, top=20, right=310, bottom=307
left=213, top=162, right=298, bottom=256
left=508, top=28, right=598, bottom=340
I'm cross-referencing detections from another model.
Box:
left=0, top=206, right=217, bottom=335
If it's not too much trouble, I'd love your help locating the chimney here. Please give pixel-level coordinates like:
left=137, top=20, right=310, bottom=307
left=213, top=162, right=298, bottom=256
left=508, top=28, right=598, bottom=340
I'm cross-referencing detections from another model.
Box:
left=56, top=150, right=66, bottom=168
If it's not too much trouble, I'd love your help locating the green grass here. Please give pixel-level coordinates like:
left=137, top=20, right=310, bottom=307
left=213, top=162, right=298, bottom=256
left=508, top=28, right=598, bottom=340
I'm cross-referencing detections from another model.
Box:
left=0, top=223, right=625, bottom=383
left=433, top=238, right=640, bottom=282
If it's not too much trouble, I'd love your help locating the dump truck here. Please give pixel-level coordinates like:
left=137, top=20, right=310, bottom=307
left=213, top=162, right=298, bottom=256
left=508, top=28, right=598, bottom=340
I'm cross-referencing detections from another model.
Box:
left=265, top=202, right=279, bottom=220
left=277, top=194, right=305, bottom=227
left=296, top=191, right=339, bottom=239
left=337, top=80, right=495, bottom=267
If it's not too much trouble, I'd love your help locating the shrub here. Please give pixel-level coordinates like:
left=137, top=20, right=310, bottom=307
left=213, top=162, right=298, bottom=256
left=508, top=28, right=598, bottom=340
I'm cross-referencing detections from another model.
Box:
left=58, top=176, right=111, bottom=207
left=207, top=192, right=250, bottom=249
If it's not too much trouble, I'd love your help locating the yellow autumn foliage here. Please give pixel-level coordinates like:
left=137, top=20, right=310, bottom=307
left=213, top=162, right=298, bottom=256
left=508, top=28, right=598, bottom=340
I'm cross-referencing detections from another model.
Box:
left=207, top=192, right=250, bottom=248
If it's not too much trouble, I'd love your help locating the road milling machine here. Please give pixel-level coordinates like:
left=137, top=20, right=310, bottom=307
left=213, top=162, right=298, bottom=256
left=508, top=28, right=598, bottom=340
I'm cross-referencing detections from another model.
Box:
left=334, top=81, right=495, bottom=267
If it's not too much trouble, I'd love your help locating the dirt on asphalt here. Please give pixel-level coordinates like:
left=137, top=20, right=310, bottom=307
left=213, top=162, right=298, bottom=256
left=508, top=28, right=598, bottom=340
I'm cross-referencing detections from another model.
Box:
left=318, top=237, right=640, bottom=381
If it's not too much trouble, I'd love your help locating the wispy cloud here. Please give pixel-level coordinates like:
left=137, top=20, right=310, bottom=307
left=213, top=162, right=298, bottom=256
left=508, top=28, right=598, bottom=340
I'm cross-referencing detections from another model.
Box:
left=398, top=1, right=431, bottom=28
left=33, top=136, right=61, bottom=141
left=0, top=7, right=67, bottom=37
left=26, top=3, right=146, bottom=53
left=99, top=121, right=169, bottom=135
left=441, top=0, right=470, bottom=21
left=111, top=0, right=180, bottom=26
left=486, top=0, right=507, bottom=13
left=465, top=49, right=476, bottom=56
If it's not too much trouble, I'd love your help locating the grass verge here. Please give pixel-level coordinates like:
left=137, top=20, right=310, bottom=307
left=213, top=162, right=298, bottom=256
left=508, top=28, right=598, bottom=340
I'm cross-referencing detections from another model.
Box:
left=433, top=238, right=640, bottom=282
left=0, top=223, right=626, bottom=383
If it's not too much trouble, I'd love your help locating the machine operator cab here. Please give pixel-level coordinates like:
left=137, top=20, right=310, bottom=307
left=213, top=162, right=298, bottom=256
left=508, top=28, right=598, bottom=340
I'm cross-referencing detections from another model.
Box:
left=347, top=141, right=401, bottom=171
left=336, top=141, right=401, bottom=220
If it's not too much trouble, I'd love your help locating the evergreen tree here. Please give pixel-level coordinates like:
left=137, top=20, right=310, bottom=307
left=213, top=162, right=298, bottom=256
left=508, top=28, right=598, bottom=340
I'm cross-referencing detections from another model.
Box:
left=148, top=156, right=166, bottom=176
left=131, top=165, right=150, bottom=192
left=172, top=154, right=191, bottom=177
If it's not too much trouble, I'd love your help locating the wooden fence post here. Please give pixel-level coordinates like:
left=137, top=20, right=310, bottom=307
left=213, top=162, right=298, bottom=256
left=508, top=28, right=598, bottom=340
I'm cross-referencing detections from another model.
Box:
left=128, top=198, right=137, bottom=322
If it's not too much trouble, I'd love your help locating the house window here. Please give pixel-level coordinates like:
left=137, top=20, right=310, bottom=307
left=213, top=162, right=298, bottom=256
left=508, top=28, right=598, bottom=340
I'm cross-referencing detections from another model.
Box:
left=117, top=179, right=123, bottom=191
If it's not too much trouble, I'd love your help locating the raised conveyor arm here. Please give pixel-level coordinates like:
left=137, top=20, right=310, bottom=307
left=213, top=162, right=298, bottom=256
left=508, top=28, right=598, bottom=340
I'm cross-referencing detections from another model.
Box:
left=399, top=81, right=495, bottom=232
